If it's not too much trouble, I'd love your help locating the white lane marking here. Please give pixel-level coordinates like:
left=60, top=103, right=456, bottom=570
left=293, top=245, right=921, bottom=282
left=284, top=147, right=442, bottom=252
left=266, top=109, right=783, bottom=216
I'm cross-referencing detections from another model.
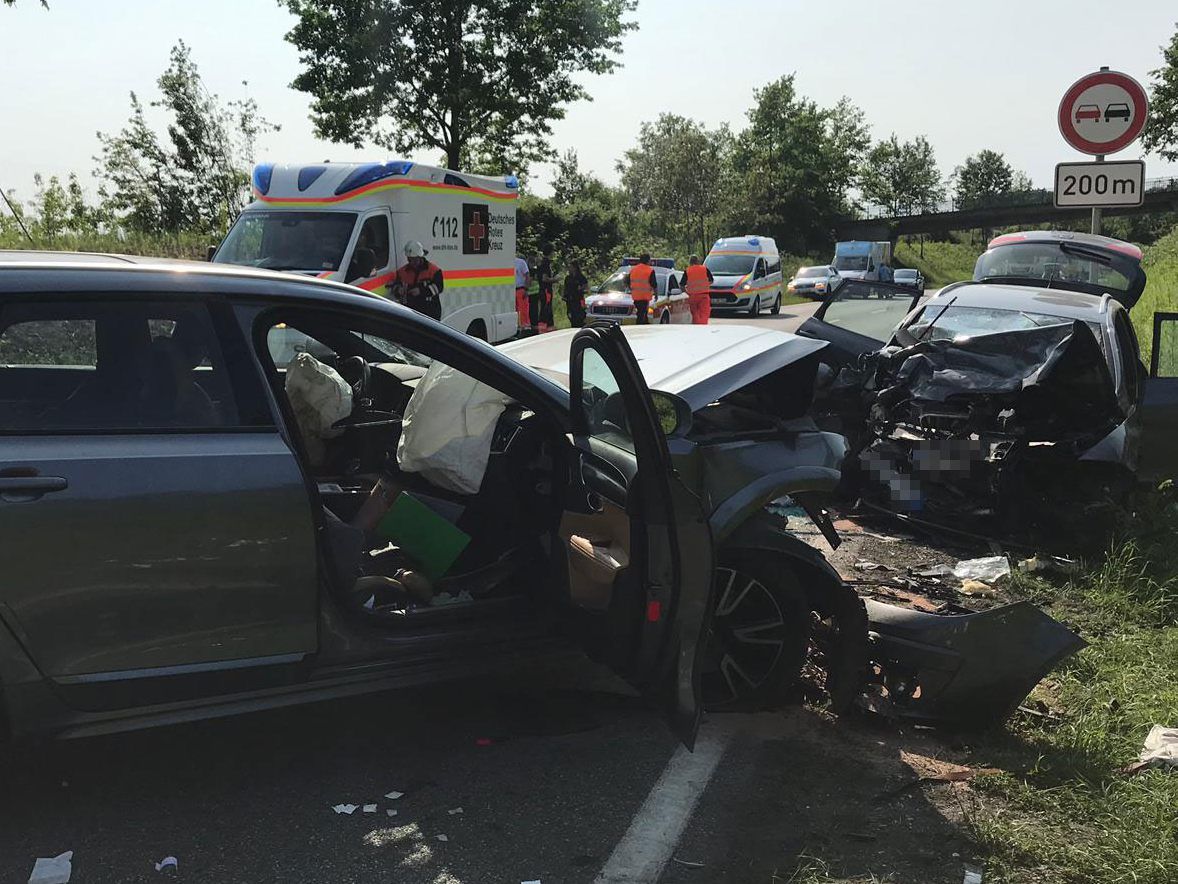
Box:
left=594, top=723, right=733, bottom=884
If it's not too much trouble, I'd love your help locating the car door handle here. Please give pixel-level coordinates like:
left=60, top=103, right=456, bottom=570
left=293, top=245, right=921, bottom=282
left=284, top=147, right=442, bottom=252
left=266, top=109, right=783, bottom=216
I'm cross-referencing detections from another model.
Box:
left=0, top=476, right=69, bottom=500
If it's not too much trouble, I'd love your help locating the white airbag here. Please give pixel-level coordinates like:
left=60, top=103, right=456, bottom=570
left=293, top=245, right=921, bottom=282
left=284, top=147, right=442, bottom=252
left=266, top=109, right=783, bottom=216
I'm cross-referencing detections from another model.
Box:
left=397, top=362, right=511, bottom=495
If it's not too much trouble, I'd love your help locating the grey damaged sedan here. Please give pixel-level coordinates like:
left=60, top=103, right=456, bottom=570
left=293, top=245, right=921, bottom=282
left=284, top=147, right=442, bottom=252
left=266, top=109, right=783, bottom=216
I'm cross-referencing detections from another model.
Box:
left=0, top=254, right=1080, bottom=743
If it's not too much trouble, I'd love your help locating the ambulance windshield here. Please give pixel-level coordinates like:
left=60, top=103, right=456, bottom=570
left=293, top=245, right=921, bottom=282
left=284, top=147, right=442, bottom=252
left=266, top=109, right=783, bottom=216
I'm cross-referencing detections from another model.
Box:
left=215, top=211, right=358, bottom=273
left=705, top=254, right=756, bottom=276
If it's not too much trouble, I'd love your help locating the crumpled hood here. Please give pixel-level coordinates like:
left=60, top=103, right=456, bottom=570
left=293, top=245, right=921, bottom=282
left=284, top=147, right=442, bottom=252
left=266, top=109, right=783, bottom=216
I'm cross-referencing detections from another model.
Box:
left=500, top=325, right=829, bottom=412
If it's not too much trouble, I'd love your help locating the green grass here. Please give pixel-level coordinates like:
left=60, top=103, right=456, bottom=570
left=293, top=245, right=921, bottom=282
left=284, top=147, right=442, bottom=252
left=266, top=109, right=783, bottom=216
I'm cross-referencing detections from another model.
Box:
left=894, top=236, right=981, bottom=287
left=1136, top=227, right=1178, bottom=368
left=961, top=489, right=1178, bottom=883
left=0, top=229, right=211, bottom=259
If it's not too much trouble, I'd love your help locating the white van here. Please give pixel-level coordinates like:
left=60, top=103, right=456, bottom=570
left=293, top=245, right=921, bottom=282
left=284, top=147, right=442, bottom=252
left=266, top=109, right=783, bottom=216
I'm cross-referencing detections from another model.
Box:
left=214, top=161, right=519, bottom=342
left=705, top=236, right=784, bottom=316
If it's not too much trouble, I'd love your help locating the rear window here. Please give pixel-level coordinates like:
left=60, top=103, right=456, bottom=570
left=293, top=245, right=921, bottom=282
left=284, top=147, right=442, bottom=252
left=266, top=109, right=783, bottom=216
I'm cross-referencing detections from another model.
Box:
left=974, top=241, right=1139, bottom=300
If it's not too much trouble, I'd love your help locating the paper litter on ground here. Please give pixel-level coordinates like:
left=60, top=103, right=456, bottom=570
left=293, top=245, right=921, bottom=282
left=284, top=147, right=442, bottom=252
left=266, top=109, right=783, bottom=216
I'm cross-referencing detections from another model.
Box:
left=1138, top=725, right=1178, bottom=769
left=385, top=791, right=404, bottom=800
left=436, top=834, right=449, bottom=842
left=154, top=857, right=178, bottom=873
left=27, top=851, right=73, bottom=884
left=448, top=807, right=464, bottom=815
left=386, top=809, right=398, bottom=817
left=332, top=804, right=358, bottom=814
left=362, top=804, right=377, bottom=813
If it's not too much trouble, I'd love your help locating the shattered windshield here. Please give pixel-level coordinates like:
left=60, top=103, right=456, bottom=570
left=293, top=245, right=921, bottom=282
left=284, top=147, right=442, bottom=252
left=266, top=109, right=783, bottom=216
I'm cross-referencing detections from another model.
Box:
left=215, top=211, right=358, bottom=272
left=907, top=305, right=1077, bottom=341
left=973, top=242, right=1137, bottom=299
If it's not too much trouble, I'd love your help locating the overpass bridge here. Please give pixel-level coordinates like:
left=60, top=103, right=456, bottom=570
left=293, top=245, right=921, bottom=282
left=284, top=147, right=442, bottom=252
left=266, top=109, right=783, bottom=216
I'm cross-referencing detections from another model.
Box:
left=837, top=176, right=1178, bottom=241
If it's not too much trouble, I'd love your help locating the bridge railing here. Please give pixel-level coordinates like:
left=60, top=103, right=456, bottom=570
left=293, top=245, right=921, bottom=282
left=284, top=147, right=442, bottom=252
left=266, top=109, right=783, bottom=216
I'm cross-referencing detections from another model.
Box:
left=850, top=176, right=1178, bottom=221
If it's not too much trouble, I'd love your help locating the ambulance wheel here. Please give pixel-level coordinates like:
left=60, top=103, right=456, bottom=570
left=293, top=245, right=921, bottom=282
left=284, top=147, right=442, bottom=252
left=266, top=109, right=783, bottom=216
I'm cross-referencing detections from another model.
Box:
left=747, top=295, right=760, bottom=317
left=770, top=293, right=781, bottom=315
left=466, top=320, right=488, bottom=341
left=659, top=310, right=671, bottom=325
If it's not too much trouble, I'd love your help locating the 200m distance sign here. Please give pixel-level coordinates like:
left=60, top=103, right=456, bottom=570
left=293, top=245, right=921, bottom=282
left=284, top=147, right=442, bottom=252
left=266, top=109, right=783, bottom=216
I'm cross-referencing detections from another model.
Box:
left=1058, top=70, right=1149, bottom=155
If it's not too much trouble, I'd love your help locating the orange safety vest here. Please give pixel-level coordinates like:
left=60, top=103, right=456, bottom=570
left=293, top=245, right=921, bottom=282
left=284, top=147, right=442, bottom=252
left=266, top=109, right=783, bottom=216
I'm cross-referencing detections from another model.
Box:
left=684, top=264, right=711, bottom=297
left=394, top=260, right=441, bottom=290
left=629, top=263, right=655, bottom=299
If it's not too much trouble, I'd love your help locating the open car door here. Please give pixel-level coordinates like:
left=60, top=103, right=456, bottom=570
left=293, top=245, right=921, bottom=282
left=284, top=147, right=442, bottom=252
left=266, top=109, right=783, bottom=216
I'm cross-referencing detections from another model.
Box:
left=796, top=279, right=922, bottom=365
left=560, top=323, right=713, bottom=748
left=1138, top=312, right=1178, bottom=482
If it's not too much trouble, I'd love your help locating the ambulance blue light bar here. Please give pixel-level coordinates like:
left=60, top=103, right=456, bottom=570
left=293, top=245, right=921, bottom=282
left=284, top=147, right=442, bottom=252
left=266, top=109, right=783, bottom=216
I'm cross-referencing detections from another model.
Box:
left=298, top=165, right=327, bottom=192
left=503, top=174, right=520, bottom=189
left=334, top=161, right=414, bottom=196
left=621, top=257, right=676, bottom=269
left=252, top=163, right=275, bottom=195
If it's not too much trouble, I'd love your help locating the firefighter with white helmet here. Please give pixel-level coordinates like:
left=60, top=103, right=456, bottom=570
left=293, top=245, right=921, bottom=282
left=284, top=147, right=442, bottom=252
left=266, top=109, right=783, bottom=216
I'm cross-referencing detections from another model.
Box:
left=390, top=241, right=445, bottom=321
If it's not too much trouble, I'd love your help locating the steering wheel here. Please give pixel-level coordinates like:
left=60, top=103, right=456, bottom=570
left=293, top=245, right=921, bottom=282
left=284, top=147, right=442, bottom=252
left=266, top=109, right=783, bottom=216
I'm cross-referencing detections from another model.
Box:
left=337, top=356, right=371, bottom=405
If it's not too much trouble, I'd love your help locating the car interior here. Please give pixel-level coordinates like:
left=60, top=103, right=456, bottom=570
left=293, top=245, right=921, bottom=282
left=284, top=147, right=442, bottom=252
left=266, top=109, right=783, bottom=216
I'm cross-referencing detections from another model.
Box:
left=255, top=312, right=573, bottom=625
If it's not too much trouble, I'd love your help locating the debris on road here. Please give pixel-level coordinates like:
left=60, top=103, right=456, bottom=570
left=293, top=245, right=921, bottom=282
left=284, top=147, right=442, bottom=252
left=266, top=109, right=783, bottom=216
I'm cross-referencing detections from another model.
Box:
left=1125, top=725, right=1178, bottom=774
left=436, top=834, right=449, bottom=842
left=951, top=556, right=1010, bottom=584
left=854, top=561, right=890, bottom=572
left=672, top=857, right=707, bottom=869
left=959, top=579, right=995, bottom=597
left=448, top=807, right=464, bottom=815
left=386, top=809, right=399, bottom=817
left=27, top=851, right=73, bottom=884
left=384, top=791, right=404, bottom=800
left=900, top=751, right=999, bottom=783
left=153, top=857, right=178, bottom=874
left=363, top=804, right=377, bottom=813
left=963, top=868, right=983, bottom=884
left=1017, top=554, right=1079, bottom=575
left=332, top=804, right=359, bottom=814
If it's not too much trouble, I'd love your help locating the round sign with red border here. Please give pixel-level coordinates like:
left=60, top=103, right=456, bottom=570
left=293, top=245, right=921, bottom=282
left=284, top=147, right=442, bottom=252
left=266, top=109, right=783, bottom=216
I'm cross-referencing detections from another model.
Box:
left=1058, top=70, right=1148, bottom=155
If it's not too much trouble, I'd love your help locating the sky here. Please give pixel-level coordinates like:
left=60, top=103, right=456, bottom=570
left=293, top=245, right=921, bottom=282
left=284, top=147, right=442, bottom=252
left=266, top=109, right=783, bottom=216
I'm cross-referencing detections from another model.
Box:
left=1, top=0, right=1176, bottom=206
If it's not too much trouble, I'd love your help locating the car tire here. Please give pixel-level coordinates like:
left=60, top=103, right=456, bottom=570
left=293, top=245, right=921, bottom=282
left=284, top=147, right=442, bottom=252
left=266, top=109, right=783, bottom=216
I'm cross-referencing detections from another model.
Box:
left=769, top=293, right=781, bottom=315
left=701, top=554, right=811, bottom=710
left=747, top=295, right=760, bottom=317
left=802, top=579, right=869, bottom=714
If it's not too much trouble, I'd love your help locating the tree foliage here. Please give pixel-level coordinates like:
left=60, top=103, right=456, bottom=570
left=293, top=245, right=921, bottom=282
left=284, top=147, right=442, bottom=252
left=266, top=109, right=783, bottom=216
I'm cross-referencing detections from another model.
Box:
left=617, top=114, right=733, bottom=253
left=951, top=149, right=1032, bottom=208
left=859, top=134, right=945, bottom=215
left=727, top=77, right=870, bottom=253
left=94, top=41, right=276, bottom=233
left=1144, top=22, right=1178, bottom=162
left=282, top=0, right=635, bottom=172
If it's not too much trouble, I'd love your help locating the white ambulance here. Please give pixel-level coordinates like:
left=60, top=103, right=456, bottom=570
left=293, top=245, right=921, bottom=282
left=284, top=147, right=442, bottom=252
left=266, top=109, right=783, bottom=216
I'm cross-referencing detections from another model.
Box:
left=705, top=235, right=784, bottom=316
left=213, top=161, right=520, bottom=342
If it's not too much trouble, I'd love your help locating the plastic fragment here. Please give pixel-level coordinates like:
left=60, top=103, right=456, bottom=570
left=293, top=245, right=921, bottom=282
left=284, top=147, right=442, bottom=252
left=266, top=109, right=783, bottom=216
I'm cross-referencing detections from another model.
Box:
left=672, top=857, right=706, bottom=868
left=332, top=804, right=358, bottom=815
left=27, top=852, right=73, bottom=884
left=154, top=857, right=178, bottom=873
left=963, top=869, right=983, bottom=884
left=1138, top=725, right=1178, bottom=769
left=386, top=809, right=398, bottom=817
left=951, top=556, right=1009, bottom=583
left=384, top=791, right=404, bottom=800
left=362, top=804, right=377, bottom=813
left=436, top=834, right=449, bottom=842
left=448, top=807, right=464, bottom=815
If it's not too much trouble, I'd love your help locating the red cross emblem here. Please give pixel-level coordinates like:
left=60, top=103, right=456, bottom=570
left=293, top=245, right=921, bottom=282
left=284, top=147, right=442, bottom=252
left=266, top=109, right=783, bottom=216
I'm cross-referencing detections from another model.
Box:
left=467, top=211, right=487, bottom=251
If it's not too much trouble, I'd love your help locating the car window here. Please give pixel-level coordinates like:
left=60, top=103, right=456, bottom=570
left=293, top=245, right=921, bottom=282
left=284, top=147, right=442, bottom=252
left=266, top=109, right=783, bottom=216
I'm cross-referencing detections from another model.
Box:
left=578, top=347, right=632, bottom=454
left=767, top=257, right=781, bottom=274
left=266, top=324, right=430, bottom=371
left=0, top=301, right=267, bottom=433
left=906, top=305, right=1075, bottom=341
left=1113, top=310, right=1141, bottom=401
left=354, top=214, right=391, bottom=271
left=817, top=282, right=916, bottom=343
left=754, top=259, right=766, bottom=279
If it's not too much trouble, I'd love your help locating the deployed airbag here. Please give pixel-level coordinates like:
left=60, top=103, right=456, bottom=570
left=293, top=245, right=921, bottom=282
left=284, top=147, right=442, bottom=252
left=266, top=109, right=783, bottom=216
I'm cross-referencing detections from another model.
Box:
left=285, top=352, right=353, bottom=464
left=397, top=362, right=512, bottom=495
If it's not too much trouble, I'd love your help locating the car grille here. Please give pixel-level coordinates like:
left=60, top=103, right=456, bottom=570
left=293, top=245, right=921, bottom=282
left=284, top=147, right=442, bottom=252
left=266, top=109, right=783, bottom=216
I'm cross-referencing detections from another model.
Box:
left=709, top=291, right=736, bottom=304
left=590, top=304, right=631, bottom=316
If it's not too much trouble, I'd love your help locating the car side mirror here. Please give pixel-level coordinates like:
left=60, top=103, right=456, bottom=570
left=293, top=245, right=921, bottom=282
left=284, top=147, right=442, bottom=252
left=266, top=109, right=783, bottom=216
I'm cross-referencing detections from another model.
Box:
left=206, top=245, right=217, bottom=262
left=650, top=390, right=692, bottom=437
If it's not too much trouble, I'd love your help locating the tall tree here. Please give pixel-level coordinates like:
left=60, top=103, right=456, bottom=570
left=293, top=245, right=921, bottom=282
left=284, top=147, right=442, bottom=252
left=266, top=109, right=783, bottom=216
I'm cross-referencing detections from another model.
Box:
left=618, top=115, right=733, bottom=253
left=728, top=77, right=870, bottom=253
left=859, top=134, right=945, bottom=215
left=951, top=149, right=1032, bottom=208
left=550, top=149, right=616, bottom=208
left=282, top=0, right=635, bottom=173
left=94, top=42, right=276, bottom=233
left=1144, top=22, right=1178, bottom=161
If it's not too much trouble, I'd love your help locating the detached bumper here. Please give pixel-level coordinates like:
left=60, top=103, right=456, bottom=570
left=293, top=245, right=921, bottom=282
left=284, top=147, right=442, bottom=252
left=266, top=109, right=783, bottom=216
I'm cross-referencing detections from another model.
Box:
left=863, top=598, right=1086, bottom=729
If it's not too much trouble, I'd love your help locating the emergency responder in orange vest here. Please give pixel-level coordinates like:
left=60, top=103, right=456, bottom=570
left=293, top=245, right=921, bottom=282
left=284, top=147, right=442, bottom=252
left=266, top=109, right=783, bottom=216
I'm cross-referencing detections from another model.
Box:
left=390, top=241, right=444, bottom=321
left=626, top=253, right=657, bottom=325
left=683, top=254, right=715, bottom=325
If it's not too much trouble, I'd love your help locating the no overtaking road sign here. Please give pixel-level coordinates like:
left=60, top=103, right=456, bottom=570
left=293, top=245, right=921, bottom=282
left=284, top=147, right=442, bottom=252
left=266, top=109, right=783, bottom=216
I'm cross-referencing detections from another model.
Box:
left=1057, top=69, right=1148, bottom=156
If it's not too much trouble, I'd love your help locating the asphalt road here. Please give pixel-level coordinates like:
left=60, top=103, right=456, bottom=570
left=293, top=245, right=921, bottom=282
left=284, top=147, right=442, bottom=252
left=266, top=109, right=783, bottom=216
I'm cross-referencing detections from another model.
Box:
left=1, top=655, right=973, bottom=884
left=715, top=298, right=823, bottom=333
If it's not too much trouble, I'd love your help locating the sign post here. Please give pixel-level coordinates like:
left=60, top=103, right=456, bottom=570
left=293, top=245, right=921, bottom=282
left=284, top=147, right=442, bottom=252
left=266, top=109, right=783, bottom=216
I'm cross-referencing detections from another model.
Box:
left=1056, top=67, right=1149, bottom=235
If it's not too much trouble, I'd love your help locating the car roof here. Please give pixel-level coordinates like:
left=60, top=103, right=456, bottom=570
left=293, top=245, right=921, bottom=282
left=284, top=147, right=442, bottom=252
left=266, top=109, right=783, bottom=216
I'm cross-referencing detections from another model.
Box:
left=922, top=282, right=1112, bottom=322
left=499, top=325, right=827, bottom=412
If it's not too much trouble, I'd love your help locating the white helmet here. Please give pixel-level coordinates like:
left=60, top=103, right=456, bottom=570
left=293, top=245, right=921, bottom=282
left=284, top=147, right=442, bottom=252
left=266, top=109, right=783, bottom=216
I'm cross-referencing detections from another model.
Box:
left=404, top=240, right=426, bottom=259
